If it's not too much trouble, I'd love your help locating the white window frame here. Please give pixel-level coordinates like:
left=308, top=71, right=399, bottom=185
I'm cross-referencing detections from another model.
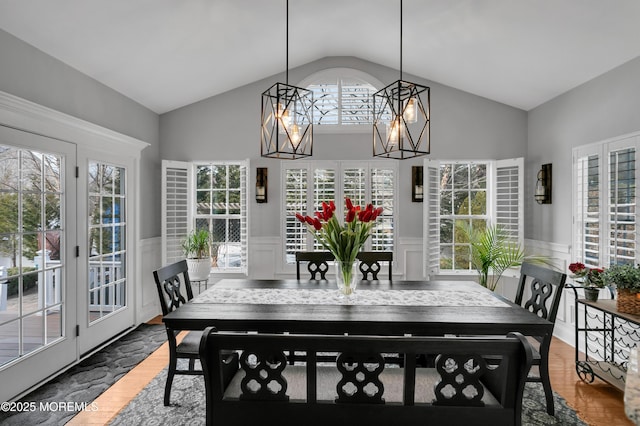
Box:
left=161, top=159, right=249, bottom=275
left=424, top=158, right=524, bottom=278
left=298, top=68, right=384, bottom=133
left=573, top=132, right=640, bottom=267
left=281, top=160, right=398, bottom=268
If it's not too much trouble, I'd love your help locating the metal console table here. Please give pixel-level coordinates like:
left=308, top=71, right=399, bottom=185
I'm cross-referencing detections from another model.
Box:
left=568, top=284, right=640, bottom=390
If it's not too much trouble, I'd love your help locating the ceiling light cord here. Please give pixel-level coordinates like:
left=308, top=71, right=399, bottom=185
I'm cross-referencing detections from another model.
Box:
left=400, top=0, right=403, bottom=81
left=286, top=0, right=289, bottom=85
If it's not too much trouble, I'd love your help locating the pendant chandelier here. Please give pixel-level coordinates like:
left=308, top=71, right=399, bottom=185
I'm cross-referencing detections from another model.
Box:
left=373, top=0, right=430, bottom=159
left=260, top=0, right=314, bottom=159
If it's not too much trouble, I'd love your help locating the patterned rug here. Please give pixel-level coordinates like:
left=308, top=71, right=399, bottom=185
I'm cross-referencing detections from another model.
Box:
left=0, top=323, right=166, bottom=426
left=112, top=367, right=588, bottom=426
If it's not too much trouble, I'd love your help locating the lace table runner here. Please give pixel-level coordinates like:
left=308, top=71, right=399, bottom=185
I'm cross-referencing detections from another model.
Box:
left=193, top=288, right=509, bottom=307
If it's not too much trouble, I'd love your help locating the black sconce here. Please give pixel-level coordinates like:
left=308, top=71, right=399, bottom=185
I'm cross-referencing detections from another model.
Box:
left=412, top=166, right=424, bottom=202
left=256, top=167, right=268, bottom=203
left=535, top=163, right=552, bottom=204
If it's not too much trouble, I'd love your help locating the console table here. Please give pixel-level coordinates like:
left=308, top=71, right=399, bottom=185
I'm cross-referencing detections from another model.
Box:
left=569, top=285, right=640, bottom=390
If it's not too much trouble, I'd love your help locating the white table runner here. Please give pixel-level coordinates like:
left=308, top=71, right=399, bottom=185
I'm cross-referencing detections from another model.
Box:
left=193, top=287, right=509, bottom=307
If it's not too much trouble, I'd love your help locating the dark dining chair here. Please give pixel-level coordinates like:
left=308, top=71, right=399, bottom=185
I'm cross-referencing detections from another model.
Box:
left=514, top=262, right=567, bottom=416
left=295, top=251, right=334, bottom=280
left=356, top=251, right=393, bottom=280
left=153, top=260, right=238, bottom=406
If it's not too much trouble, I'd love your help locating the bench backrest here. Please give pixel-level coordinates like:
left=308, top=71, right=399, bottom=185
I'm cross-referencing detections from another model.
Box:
left=200, top=328, right=532, bottom=426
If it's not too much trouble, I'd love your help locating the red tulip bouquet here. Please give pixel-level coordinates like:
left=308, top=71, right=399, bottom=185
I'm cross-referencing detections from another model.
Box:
left=296, top=198, right=383, bottom=293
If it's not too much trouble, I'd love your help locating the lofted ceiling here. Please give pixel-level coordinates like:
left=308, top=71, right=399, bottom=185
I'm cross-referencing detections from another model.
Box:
left=1, top=0, right=639, bottom=114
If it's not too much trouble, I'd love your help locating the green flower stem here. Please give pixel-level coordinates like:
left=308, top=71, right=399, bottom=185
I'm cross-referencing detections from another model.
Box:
left=339, top=261, right=355, bottom=294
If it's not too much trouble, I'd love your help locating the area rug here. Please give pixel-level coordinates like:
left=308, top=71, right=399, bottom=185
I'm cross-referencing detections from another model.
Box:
left=112, top=368, right=588, bottom=426
left=0, top=323, right=166, bottom=426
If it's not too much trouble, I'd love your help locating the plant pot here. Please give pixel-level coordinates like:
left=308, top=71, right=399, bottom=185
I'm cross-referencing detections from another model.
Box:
left=186, top=258, right=211, bottom=281
left=583, top=288, right=599, bottom=302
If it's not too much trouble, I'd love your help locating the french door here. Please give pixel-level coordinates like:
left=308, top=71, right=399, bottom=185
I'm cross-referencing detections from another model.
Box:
left=76, top=153, right=134, bottom=355
left=0, top=128, right=136, bottom=401
left=0, top=125, right=77, bottom=402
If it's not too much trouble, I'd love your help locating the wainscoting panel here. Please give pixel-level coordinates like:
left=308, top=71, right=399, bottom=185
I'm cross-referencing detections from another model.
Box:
left=137, top=237, right=162, bottom=324
left=399, top=237, right=425, bottom=280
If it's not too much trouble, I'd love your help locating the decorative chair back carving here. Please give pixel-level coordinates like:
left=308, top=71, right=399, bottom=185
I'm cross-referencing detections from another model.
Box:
left=515, top=263, right=566, bottom=324
left=433, top=354, right=486, bottom=406
left=200, top=329, right=533, bottom=426
left=336, top=352, right=385, bottom=404
left=239, top=350, right=289, bottom=401
left=356, top=251, right=393, bottom=280
left=153, top=260, right=194, bottom=316
left=296, top=251, right=334, bottom=280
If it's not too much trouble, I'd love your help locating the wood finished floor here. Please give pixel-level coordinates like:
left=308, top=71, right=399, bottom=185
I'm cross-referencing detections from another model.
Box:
left=68, top=318, right=632, bottom=426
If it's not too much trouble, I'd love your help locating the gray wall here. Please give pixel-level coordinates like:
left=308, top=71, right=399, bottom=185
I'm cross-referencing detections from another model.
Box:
left=527, top=56, right=640, bottom=244
left=160, top=56, right=528, bottom=239
left=0, top=29, right=161, bottom=239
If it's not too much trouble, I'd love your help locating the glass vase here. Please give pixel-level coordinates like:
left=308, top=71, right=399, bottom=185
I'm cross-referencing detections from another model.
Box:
left=335, top=260, right=358, bottom=296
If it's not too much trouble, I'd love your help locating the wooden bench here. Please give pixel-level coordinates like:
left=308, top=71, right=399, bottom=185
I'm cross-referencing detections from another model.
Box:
left=199, top=328, right=533, bottom=426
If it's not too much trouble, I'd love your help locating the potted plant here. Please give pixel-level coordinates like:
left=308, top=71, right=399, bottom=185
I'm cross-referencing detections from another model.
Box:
left=603, top=264, right=640, bottom=314
left=458, top=223, right=547, bottom=292
left=181, top=229, right=212, bottom=281
left=568, top=262, right=606, bottom=301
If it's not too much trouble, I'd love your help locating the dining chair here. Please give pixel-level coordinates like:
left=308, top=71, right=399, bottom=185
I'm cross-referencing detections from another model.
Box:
left=514, top=262, right=567, bottom=416
left=295, top=251, right=334, bottom=280
left=153, top=260, right=238, bottom=406
left=356, top=251, right=393, bottom=280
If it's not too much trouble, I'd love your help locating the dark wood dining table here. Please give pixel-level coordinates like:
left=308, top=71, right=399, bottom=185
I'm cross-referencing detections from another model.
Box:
left=163, top=279, right=553, bottom=338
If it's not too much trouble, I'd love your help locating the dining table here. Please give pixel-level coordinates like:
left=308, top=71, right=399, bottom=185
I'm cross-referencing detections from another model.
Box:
left=163, top=279, right=553, bottom=338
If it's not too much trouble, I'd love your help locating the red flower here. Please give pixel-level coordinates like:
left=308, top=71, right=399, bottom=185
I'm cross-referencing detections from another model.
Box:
left=295, top=198, right=382, bottom=264
left=372, top=206, right=384, bottom=219
left=569, top=262, right=586, bottom=273
left=321, top=202, right=334, bottom=221
left=346, top=208, right=356, bottom=223
left=568, top=262, right=588, bottom=277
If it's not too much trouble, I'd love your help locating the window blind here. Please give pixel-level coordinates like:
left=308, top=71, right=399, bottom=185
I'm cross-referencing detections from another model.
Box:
left=161, top=161, right=190, bottom=265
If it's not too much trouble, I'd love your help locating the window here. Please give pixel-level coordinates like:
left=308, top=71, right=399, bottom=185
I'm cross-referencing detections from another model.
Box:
left=283, top=162, right=397, bottom=264
left=298, top=68, right=383, bottom=129
left=88, top=162, right=127, bottom=322
left=162, top=160, right=248, bottom=273
left=0, top=145, right=65, bottom=364
left=424, top=158, right=523, bottom=276
left=195, top=164, right=244, bottom=269
left=574, top=133, right=640, bottom=267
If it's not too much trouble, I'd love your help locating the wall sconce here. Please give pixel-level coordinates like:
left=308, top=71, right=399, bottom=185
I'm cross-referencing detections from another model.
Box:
left=535, top=163, right=552, bottom=204
left=412, top=166, right=424, bottom=202
left=256, top=167, right=268, bottom=203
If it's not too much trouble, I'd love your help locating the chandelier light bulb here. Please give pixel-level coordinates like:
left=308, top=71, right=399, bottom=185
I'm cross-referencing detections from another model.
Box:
left=290, top=123, right=301, bottom=147
left=387, top=118, right=400, bottom=146
left=404, top=97, right=417, bottom=123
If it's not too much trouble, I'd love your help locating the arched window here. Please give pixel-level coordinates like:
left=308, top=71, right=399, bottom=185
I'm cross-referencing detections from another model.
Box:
left=298, top=68, right=383, bottom=129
